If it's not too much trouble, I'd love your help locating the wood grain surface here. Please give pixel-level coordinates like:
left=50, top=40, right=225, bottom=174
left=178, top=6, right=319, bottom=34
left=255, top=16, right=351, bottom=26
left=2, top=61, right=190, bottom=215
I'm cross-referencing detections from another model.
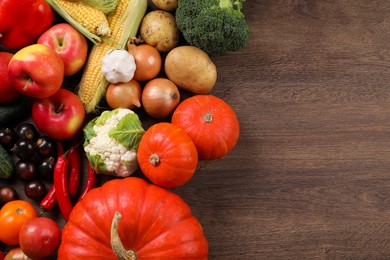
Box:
left=4, top=0, right=390, bottom=259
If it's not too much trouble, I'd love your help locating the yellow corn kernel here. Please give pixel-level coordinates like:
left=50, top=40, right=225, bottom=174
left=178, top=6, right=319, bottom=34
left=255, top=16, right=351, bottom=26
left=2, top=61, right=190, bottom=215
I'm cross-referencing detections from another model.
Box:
left=52, top=0, right=111, bottom=37
left=77, top=0, right=147, bottom=113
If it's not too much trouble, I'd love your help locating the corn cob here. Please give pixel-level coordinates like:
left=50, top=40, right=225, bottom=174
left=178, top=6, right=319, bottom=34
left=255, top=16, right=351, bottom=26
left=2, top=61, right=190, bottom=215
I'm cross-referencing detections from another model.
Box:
left=46, top=0, right=111, bottom=44
left=67, top=0, right=120, bottom=15
left=78, top=0, right=147, bottom=113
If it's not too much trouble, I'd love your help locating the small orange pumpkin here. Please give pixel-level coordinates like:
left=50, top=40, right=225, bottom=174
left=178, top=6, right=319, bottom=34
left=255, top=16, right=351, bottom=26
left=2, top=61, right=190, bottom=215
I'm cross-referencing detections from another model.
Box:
left=172, top=95, right=240, bottom=160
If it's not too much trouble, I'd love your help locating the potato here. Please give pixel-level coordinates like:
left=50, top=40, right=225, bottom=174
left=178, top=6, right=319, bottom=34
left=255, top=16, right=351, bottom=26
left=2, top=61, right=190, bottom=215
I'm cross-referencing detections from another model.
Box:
left=148, top=0, right=178, bottom=11
left=139, top=10, right=179, bottom=53
left=164, top=46, right=217, bottom=94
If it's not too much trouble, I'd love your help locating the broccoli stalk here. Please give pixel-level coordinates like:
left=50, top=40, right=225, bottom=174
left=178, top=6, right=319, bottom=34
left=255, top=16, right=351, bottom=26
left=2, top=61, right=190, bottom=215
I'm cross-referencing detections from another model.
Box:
left=175, top=0, right=249, bottom=56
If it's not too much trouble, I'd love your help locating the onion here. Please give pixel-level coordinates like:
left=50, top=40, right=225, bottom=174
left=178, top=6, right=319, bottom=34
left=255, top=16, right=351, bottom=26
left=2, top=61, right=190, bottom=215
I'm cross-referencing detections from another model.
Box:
left=127, top=39, right=162, bottom=82
left=141, top=78, right=180, bottom=119
left=105, top=80, right=142, bottom=110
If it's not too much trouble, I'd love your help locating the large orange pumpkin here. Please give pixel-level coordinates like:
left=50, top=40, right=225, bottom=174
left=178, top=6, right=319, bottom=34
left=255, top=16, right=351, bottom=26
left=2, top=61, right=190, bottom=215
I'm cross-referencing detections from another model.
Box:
left=58, top=177, right=208, bottom=259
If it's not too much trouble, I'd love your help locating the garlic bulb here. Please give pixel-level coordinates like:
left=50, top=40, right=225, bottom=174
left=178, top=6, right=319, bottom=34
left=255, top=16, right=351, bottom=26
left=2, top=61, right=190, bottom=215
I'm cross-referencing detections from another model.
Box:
left=101, top=49, right=136, bottom=83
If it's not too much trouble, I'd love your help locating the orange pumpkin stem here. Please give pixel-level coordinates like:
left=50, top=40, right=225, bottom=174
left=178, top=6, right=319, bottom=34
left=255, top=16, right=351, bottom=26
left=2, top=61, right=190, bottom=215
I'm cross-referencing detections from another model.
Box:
left=203, top=113, right=213, bottom=123
left=111, top=212, right=137, bottom=260
left=149, top=153, right=160, bottom=166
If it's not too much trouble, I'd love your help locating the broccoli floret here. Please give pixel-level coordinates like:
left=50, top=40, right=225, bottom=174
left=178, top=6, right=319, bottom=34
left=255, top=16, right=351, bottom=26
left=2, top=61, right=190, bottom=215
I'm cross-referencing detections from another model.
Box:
left=175, top=0, right=249, bottom=56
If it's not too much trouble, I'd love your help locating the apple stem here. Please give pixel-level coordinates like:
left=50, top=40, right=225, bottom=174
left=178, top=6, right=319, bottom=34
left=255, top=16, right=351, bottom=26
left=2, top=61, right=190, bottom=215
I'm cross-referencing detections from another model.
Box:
left=56, top=102, right=64, bottom=114
left=23, top=78, right=32, bottom=92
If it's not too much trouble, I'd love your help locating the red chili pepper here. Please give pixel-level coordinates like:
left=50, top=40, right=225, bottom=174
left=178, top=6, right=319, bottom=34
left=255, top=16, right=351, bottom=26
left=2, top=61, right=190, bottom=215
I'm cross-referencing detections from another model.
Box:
left=54, top=155, right=73, bottom=221
left=40, top=184, right=57, bottom=213
left=79, top=161, right=97, bottom=200
left=68, top=145, right=81, bottom=196
left=0, top=0, right=55, bottom=50
left=39, top=141, right=65, bottom=214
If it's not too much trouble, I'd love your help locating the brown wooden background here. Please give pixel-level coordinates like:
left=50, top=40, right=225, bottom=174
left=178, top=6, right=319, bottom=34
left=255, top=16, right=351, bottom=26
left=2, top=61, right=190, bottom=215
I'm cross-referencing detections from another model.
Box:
left=183, top=0, right=390, bottom=259
left=5, top=0, right=390, bottom=259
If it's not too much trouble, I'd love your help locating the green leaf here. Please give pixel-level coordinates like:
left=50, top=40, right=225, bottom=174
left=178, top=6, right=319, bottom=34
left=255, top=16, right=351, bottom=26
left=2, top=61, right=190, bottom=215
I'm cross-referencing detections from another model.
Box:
left=109, top=113, right=145, bottom=149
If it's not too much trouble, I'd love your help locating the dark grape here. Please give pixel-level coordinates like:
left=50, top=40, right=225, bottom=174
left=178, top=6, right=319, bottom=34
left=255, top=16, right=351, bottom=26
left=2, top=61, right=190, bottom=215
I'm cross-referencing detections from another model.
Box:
left=16, top=122, right=39, bottom=140
left=13, top=139, right=36, bottom=160
left=24, top=180, right=46, bottom=200
left=15, top=160, right=37, bottom=181
left=37, top=156, right=55, bottom=179
left=0, top=127, right=17, bottom=152
left=35, top=135, right=56, bottom=158
left=0, top=186, right=18, bottom=204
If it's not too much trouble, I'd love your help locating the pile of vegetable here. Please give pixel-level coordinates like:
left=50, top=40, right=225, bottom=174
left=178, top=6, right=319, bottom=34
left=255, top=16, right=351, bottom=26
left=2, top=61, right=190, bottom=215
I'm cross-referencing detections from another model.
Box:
left=0, top=0, right=249, bottom=258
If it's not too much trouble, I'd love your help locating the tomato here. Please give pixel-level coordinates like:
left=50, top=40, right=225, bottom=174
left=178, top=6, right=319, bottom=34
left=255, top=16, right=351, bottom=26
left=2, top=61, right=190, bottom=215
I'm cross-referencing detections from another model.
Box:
left=19, top=217, right=61, bottom=259
left=4, top=248, right=31, bottom=260
left=128, top=43, right=162, bottom=81
left=0, top=200, right=37, bottom=246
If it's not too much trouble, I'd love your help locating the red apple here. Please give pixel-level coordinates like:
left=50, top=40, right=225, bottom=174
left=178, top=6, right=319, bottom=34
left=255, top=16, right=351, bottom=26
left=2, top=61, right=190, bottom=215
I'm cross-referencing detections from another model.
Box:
left=37, top=23, right=88, bottom=76
left=32, top=89, right=85, bottom=140
left=0, top=52, right=19, bottom=103
left=8, top=44, right=64, bottom=99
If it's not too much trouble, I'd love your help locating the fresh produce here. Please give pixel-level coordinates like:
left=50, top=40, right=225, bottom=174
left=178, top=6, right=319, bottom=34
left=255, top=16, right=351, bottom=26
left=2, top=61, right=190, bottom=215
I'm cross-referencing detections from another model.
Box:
left=46, top=0, right=111, bottom=44
left=54, top=152, right=73, bottom=221
left=0, top=0, right=55, bottom=50
left=0, top=127, right=16, bottom=152
left=175, top=0, right=249, bottom=56
left=24, top=180, right=46, bottom=200
left=37, top=157, right=56, bottom=179
left=78, top=161, right=97, bottom=200
left=13, top=140, right=36, bottom=161
left=37, top=23, right=89, bottom=76
left=69, top=0, right=120, bottom=14
left=0, top=96, right=34, bottom=128
left=77, top=0, right=148, bottom=113
left=19, top=217, right=61, bottom=259
left=0, top=52, right=19, bottom=103
left=165, top=45, right=217, bottom=94
left=32, top=89, right=86, bottom=140
left=0, top=200, right=38, bottom=246
left=101, top=49, right=136, bottom=83
left=83, top=108, right=145, bottom=177
left=15, top=160, right=36, bottom=181
left=15, top=123, right=38, bottom=141
left=105, top=80, right=142, bottom=110
left=139, top=10, right=179, bottom=52
left=0, top=186, right=18, bottom=205
left=68, top=144, right=81, bottom=196
left=172, top=95, right=240, bottom=160
left=58, top=177, right=208, bottom=259
left=35, top=135, right=57, bottom=158
left=4, top=248, right=31, bottom=260
left=138, top=122, right=198, bottom=188
left=0, top=145, right=13, bottom=179
left=148, top=0, right=178, bottom=11
left=141, top=77, right=180, bottom=119
left=127, top=40, right=162, bottom=82
left=8, top=44, right=64, bottom=99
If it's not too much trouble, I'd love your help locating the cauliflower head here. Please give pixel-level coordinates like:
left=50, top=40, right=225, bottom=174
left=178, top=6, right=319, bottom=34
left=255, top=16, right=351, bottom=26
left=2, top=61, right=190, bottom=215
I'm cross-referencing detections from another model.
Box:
left=83, top=108, right=145, bottom=177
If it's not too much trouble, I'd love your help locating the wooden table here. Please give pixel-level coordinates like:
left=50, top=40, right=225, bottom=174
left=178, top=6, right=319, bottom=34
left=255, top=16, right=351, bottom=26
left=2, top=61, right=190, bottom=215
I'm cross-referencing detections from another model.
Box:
left=190, top=1, right=390, bottom=259
left=4, top=0, right=390, bottom=259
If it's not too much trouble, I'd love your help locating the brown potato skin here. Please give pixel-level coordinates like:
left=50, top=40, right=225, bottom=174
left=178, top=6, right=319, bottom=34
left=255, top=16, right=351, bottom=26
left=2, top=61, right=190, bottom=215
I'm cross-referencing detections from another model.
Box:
left=164, top=46, right=218, bottom=94
left=148, top=0, right=178, bottom=11
left=139, top=10, right=179, bottom=52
